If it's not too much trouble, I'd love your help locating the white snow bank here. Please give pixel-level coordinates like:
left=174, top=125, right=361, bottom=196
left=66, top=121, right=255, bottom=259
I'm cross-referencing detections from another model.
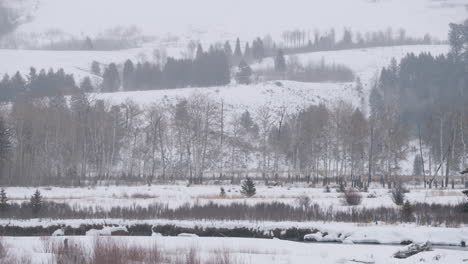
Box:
left=51, top=229, right=64, bottom=236
left=1, top=218, right=466, bottom=247
left=85, top=226, right=128, bottom=236
left=304, top=224, right=467, bottom=246
left=177, top=233, right=199, bottom=237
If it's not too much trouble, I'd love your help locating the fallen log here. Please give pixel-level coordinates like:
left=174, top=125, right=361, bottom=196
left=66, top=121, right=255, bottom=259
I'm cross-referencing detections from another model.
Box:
left=393, top=241, right=432, bottom=259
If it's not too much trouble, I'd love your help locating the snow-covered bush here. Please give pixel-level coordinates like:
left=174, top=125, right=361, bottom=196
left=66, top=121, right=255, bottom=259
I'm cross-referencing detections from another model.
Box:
left=342, top=188, right=362, bottom=206
left=296, top=195, right=311, bottom=209
left=401, top=200, right=414, bottom=222
left=391, top=183, right=406, bottom=206
left=240, top=178, right=256, bottom=197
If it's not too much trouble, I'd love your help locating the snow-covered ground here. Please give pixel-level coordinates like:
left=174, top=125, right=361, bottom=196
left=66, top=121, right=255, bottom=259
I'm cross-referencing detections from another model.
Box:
left=2, top=236, right=467, bottom=264
left=252, top=45, right=450, bottom=87
left=3, top=184, right=465, bottom=210
left=2, top=218, right=467, bottom=245
left=0, top=37, right=450, bottom=113
left=91, top=81, right=359, bottom=113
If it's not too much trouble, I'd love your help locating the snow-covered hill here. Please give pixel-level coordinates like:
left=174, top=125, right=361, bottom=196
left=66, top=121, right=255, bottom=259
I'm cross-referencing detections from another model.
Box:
left=91, top=81, right=359, bottom=113
left=0, top=44, right=450, bottom=113
left=253, top=44, right=450, bottom=89
left=92, top=45, right=449, bottom=115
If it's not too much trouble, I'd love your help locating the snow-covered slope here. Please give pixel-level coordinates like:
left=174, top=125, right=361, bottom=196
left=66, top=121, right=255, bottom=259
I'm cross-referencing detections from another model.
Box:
left=0, top=44, right=449, bottom=83
left=92, top=81, right=359, bottom=113
left=253, top=45, right=450, bottom=88
left=0, top=47, right=165, bottom=81
left=0, top=44, right=450, bottom=112
left=92, top=45, right=449, bottom=112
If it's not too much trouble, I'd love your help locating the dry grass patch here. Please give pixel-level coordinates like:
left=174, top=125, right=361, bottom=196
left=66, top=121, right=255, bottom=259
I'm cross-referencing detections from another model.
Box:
left=426, top=190, right=464, bottom=197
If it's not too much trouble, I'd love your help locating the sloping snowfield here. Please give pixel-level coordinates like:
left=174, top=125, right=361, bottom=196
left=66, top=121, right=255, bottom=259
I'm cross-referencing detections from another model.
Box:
left=91, top=45, right=448, bottom=112
left=252, top=45, right=450, bottom=86
left=91, top=81, right=359, bottom=113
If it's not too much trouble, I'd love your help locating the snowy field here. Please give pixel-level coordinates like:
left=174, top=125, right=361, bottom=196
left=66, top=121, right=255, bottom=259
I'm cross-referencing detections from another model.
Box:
left=0, top=44, right=449, bottom=84
left=2, top=236, right=467, bottom=264
left=3, top=184, right=465, bottom=210
left=252, top=45, right=450, bottom=87
left=91, top=81, right=359, bottom=114
left=2, top=44, right=436, bottom=117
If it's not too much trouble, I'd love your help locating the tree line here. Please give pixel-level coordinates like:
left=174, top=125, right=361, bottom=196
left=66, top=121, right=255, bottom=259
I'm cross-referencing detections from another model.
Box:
left=278, top=27, right=435, bottom=55
left=99, top=44, right=231, bottom=92
left=368, top=19, right=468, bottom=188
left=0, top=68, right=77, bottom=102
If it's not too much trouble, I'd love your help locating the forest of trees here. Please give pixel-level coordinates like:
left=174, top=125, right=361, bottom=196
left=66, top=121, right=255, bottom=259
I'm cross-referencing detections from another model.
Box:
left=99, top=44, right=231, bottom=92
left=0, top=68, right=77, bottom=102
left=368, top=20, right=468, bottom=188
left=0, top=21, right=465, bottom=187
left=277, top=27, right=435, bottom=55
left=0, top=91, right=379, bottom=186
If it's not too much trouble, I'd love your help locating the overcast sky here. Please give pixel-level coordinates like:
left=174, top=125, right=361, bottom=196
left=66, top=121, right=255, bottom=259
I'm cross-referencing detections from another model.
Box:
left=21, top=0, right=468, bottom=40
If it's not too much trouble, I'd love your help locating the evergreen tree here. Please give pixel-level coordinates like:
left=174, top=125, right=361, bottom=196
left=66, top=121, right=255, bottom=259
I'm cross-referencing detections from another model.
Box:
left=0, top=117, right=11, bottom=175
left=91, top=61, right=101, bottom=76
left=274, top=49, right=287, bottom=72
left=27, top=67, right=37, bottom=84
left=240, top=110, right=254, bottom=131
left=122, top=59, right=135, bottom=91
left=30, top=189, right=42, bottom=216
left=0, top=188, right=8, bottom=212
left=252, top=37, right=265, bottom=61
left=401, top=200, right=414, bottom=222
left=102, top=63, right=121, bottom=92
left=235, top=60, right=252, bottom=85
left=79, top=77, right=94, bottom=93
left=369, top=86, right=384, bottom=119
left=240, top=177, right=256, bottom=197
left=244, top=42, right=251, bottom=60
left=10, top=72, right=26, bottom=94
left=196, top=43, right=204, bottom=60
left=449, top=23, right=464, bottom=58
left=224, top=41, right=233, bottom=58
left=84, top=36, right=94, bottom=50
left=220, top=187, right=226, bottom=198
left=234, top=38, right=242, bottom=58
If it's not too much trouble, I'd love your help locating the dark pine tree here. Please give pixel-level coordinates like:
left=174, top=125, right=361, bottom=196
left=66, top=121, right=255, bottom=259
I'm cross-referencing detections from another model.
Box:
left=10, top=72, right=26, bottom=94
left=234, top=38, right=243, bottom=58
left=224, top=41, right=233, bottom=58
left=84, top=36, right=94, bottom=50
left=102, top=63, right=121, bottom=92
left=91, top=61, right=101, bottom=76
left=122, top=59, right=135, bottom=91
left=220, top=187, right=226, bottom=197
left=252, top=37, right=265, bottom=62
left=401, top=200, right=414, bottom=222
left=0, top=188, right=8, bottom=212
left=30, top=189, right=42, bottom=216
left=241, top=177, right=256, bottom=197
left=244, top=42, right=251, bottom=60
left=235, top=60, right=252, bottom=85
left=80, top=77, right=94, bottom=93
left=0, top=116, right=11, bottom=171
left=274, top=49, right=287, bottom=72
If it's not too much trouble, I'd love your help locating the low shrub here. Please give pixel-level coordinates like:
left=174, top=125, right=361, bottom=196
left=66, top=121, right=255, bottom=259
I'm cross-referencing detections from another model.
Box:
left=342, top=188, right=362, bottom=206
